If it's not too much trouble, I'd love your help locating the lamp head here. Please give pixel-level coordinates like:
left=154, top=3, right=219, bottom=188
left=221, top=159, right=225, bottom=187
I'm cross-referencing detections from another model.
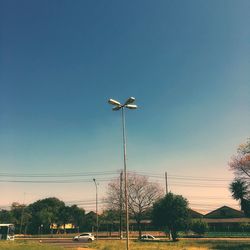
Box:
left=112, top=105, right=122, bottom=111
left=124, top=97, right=135, bottom=105
left=108, top=99, right=121, bottom=106
left=125, top=104, right=138, bottom=109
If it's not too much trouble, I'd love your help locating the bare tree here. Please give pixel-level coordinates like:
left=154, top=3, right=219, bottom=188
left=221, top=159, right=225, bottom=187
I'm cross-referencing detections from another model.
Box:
left=229, top=139, right=250, bottom=182
left=229, top=139, right=250, bottom=216
left=106, top=173, right=164, bottom=237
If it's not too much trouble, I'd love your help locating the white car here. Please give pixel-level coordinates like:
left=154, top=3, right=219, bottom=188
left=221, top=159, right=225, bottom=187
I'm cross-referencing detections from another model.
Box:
left=140, top=234, right=157, bottom=241
left=73, top=233, right=95, bottom=242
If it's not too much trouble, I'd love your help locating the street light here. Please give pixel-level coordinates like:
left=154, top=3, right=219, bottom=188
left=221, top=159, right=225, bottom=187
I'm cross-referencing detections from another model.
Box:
left=108, top=97, right=137, bottom=250
left=93, top=178, right=98, bottom=240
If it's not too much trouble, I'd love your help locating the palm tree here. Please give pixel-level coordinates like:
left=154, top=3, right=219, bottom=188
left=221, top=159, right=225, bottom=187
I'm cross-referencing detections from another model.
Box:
left=230, top=179, right=248, bottom=200
left=230, top=179, right=250, bottom=217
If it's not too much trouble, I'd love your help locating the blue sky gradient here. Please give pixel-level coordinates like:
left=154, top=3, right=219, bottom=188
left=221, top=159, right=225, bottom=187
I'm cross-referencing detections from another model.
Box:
left=0, top=0, right=249, bottom=212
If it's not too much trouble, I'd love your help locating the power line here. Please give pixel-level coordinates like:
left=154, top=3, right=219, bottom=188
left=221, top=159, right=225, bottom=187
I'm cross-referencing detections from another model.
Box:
left=189, top=202, right=237, bottom=207
left=0, top=175, right=119, bottom=183
left=0, top=179, right=230, bottom=187
left=0, top=170, right=233, bottom=182
left=186, top=197, right=233, bottom=200
left=0, top=180, right=85, bottom=183
left=169, top=183, right=228, bottom=188
left=130, top=171, right=232, bottom=182
left=0, top=170, right=119, bottom=178
left=0, top=171, right=233, bottom=185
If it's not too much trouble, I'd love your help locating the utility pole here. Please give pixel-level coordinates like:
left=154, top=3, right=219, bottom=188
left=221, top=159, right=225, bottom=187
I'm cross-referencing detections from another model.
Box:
left=93, top=178, right=98, bottom=240
left=119, top=171, right=123, bottom=239
left=20, top=192, right=26, bottom=234
left=165, top=172, right=168, bottom=194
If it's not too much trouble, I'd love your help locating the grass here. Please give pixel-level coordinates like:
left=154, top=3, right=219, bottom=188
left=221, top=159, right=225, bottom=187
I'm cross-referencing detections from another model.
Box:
left=0, top=241, right=65, bottom=250
left=205, top=232, right=250, bottom=238
left=1, top=239, right=250, bottom=250
left=92, top=239, right=250, bottom=250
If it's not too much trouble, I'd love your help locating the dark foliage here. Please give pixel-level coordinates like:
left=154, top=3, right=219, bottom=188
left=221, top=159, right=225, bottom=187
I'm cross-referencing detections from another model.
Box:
left=152, top=192, right=190, bottom=241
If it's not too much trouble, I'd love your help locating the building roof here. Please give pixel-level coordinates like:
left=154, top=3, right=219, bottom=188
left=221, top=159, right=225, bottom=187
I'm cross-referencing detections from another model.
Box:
left=189, top=209, right=203, bottom=218
left=204, top=206, right=245, bottom=219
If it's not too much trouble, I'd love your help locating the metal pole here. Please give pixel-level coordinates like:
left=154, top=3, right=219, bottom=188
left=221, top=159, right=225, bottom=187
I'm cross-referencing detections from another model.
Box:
left=165, top=172, right=168, bottom=194
left=108, top=97, right=137, bottom=250
left=122, top=107, right=129, bottom=250
left=119, top=171, right=123, bottom=239
left=20, top=192, right=25, bottom=234
left=93, top=178, right=98, bottom=240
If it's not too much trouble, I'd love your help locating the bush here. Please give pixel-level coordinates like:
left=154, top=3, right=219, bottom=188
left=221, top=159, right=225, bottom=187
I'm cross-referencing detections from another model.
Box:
left=191, top=220, right=208, bottom=235
left=240, top=223, right=250, bottom=232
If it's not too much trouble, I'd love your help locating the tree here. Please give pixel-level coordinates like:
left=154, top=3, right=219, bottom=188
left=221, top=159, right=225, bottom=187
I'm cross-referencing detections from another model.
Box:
left=58, top=206, right=72, bottom=234
left=83, top=211, right=96, bottom=232
left=1, top=197, right=85, bottom=235
left=27, top=197, right=65, bottom=234
left=152, top=192, right=190, bottom=241
left=68, top=205, right=85, bottom=232
left=229, top=139, right=250, bottom=181
left=229, top=139, right=250, bottom=217
left=0, top=209, right=14, bottom=223
left=0, top=203, right=31, bottom=234
left=230, top=179, right=248, bottom=200
left=9, top=203, right=23, bottom=230
left=106, top=173, right=163, bottom=238
left=230, top=180, right=250, bottom=217
left=100, top=209, right=121, bottom=235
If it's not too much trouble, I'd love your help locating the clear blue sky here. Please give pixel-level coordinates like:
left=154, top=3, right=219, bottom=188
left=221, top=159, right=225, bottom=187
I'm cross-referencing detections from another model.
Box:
left=0, top=0, right=249, bottom=212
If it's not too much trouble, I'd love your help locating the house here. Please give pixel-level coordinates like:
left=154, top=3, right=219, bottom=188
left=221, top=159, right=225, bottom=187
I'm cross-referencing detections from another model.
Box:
left=204, top=206, right=245, bottom=219
left=203, top=206, right=250, bottom=231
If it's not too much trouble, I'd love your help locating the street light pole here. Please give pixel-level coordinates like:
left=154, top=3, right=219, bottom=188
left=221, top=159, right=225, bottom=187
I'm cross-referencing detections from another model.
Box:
left=119, top=171, right=123, bottom=239
left=121, top=106, right=130, bottom=250
left=108, top=97, right=137, bottom=250
left=93, top=178, right=98, bottom=240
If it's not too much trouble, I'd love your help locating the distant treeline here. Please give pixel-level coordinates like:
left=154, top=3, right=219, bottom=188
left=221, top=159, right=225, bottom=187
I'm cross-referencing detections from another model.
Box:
left=0, top=197, right=148, bottom=235
left=0, top=197, right=98, bottom=234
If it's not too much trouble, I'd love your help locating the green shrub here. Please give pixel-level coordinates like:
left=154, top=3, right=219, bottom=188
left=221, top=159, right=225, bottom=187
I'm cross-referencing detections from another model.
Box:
left=191, top=220, right=208, bottom=235
left=240, top=223, right=250, bottom=232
